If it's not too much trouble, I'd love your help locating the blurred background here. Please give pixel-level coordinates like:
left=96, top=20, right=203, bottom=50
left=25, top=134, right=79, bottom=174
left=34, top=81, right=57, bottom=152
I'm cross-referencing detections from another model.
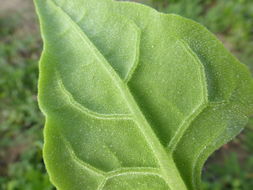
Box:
left=0, top=0, right=252, bottom=189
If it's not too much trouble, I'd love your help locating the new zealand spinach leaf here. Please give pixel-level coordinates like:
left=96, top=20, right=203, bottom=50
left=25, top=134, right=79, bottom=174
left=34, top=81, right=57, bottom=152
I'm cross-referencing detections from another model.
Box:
left=34, top=0, right=253, bottom=189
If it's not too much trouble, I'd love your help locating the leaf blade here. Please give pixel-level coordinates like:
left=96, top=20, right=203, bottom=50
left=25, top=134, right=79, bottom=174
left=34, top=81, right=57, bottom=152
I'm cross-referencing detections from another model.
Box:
left=35, top=0, right=253, bottom=190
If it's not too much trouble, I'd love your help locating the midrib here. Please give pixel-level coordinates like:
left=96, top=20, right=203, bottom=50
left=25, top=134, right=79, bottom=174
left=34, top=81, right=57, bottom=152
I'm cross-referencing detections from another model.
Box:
left=121, top=85, right=188, bottom=190
left=52, top=2, right=187, bottom=189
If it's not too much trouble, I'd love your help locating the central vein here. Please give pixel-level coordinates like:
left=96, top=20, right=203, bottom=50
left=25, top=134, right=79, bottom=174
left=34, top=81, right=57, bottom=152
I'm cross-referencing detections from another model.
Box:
left=121, top=85, right=188, bottom=190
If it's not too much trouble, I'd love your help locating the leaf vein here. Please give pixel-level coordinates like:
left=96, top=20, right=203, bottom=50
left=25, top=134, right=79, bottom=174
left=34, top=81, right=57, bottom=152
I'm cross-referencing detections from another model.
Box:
left=61, top=134, right=106, bottom=176
left=168, top=40, right=208, bottom=151
left=57, top=73, right=132, bottom=120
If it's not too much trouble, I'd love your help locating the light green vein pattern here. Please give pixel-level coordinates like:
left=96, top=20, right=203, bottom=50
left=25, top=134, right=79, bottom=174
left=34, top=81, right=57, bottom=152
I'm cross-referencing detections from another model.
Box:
left=34, top=0, right=253, bottom=190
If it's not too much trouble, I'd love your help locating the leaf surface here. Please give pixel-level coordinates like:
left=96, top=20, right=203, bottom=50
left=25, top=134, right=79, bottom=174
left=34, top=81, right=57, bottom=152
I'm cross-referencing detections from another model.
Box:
left=34, top=0, right=253, bottom=189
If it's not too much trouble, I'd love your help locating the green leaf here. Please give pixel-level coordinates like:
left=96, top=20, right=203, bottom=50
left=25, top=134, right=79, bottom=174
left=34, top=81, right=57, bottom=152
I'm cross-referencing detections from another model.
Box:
left=34, top=0, right=253, bottom=189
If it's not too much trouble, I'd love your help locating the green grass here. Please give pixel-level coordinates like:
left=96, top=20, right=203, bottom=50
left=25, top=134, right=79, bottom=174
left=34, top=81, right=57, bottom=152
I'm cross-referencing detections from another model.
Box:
left=203, top=150, right=253, bottom=190
left=0, top=12, right=54, bottom=190
left=0, top=0, right=252, bottom=189
left=202, top=120, right=253, bottom=190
